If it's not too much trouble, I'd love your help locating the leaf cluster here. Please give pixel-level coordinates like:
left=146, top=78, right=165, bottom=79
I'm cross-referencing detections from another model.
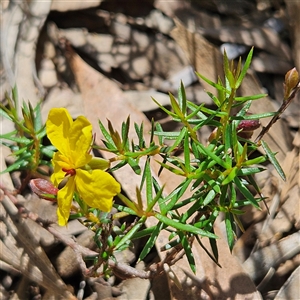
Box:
left=0, top=87, right=54, bottom=179
left=93, top=48, right=287, bottom=272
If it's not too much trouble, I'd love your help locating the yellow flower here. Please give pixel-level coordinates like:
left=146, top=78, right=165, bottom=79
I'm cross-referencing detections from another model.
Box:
left=46, top=108, right=120, bottom=226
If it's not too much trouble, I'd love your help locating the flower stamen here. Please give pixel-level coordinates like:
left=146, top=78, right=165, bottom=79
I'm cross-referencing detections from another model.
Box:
left=62, top=168, right=76, bottom=176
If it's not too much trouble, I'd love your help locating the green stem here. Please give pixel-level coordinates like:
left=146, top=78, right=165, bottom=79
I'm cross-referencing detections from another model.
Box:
left=115, top=216, right=147, bottom=251
left=221, top=89, right=236, bottom=143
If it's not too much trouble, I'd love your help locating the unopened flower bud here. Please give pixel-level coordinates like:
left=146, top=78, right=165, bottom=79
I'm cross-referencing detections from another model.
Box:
left=208, top=127, right=218, bottom=143
left=29, top=179, right=58, bottom=201
left=237, top=119, right=260, bottom=139
left=284, top=67, right=299, bottom=100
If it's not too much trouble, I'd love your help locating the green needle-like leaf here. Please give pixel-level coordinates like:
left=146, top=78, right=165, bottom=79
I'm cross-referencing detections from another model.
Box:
left=222, top=167, right=239, bottom=185
left=168, top=126, right=187, bottom=153
left=180, top=233, right=196, bottom=273
left=155, top=122, right=164, bottom=145
left=202, top=189, right=216, bottom=206
left=0, top=106, right=13, bottom=121
left=0, top=158, right=29, bottom=174
left=161, top=178, right=192, bottom=214
left=98, top=119, right=117, bottom=149
left=33, top=102, right=43, bottom=132
left=237, top=167, right=265, bottom=176
left=115, top=217, right=146, bottom=251
left=231, top=112, right=276, bottom=120
left=183, top=133, right=191, bottom=173
left=225, top=212, right=235, bottom=251
left=154, top=131, right=182, bottom=140
left=261, top=140, right=286, bottom=181
left=0, top=131, right=31, bottom=144
left=145, top=159, right=153, bottom=207
left=235, top=47, right=253, bottom=89
left=127, top=157, right=141, bottom=175
left=169, top=92, right=184, bottom=119
left=233, top=177, right=260, bottom=208
left=139, top=221, right=164, bottom=261
left=196, top=72, right=230, bottom=95
left=117, top=193, right=139, bottom=213
left=121, top=117, right=130, bottom=150
left=152, top=97, right=178, bottom=118
left=195, top=142, right=229, bottom=169
left=178, top=81, right=187, bottom=115
left=155, top=213, right=218, bottom=239
left=234, top=94, right=267, bottom=102
left=134, top=122, right=145, bottom=148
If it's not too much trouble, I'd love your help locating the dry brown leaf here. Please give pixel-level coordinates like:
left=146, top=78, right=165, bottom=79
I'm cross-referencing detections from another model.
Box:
left=243, top=231, right=300, bottom=282
left=253, top=183, right=299, bottom=248
left=275, top=265, right=300, bottom=300
left=155, top=0, right=221, bottom=30
left=251, top=53, right=293, bottom=74
left=202, top=26, right=291, bottom=61
left=285, top=0, right=300, bottom=72
left=170, top=19, right=223, bottom=94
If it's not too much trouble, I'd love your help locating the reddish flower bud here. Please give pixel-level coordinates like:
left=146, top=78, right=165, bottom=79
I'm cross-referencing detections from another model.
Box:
left=237, top=119, right=260, bottom=139
left=29, top=179, right=58, bottom=201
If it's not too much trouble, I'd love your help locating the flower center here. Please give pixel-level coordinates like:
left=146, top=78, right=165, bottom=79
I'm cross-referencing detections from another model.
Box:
left=62, top=168, right=76, bottom=176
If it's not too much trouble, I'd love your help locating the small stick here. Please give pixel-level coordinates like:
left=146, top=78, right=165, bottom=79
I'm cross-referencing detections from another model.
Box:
left=255, top=68, right=300, bottom=144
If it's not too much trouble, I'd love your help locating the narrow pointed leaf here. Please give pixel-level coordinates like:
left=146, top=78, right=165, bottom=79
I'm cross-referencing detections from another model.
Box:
left=233, top=177, right=260, bottom=208
left=121, top=117, right=130, bottom=150
left=0, top=132, right=31, bottom=144
left=261, top=140, right=286, bottom=180
left=196, top=72, right=230, bottom=94
left=169, top=93, right=184, bottom=119
left=115, top=217, right=146, bottom=250
left=139, top=221, right=164, bottom=261
left=98, top=120, right=117, bottom=149
left=234, top=94, right=267, bottom=102
left=236, top=47, right=253, bottom=88
left=155, top=213, right=218, bottom=238
left=180, top=233, right=196, bottom=273
left=152, top=97, right=178, bottom=118
left=178, top=81, right=187, bottom=114
left=127, top=157, right=141, bottom=175
left=168, top=126, right=187, bottom=153
left=225, top=212, right=235, bottom=251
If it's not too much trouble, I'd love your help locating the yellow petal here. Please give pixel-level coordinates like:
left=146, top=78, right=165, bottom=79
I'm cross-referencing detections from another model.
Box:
left=68, top=116, right=93, bottom=167
left=75, top=169, right=120, bottom=212
left=56, top=176, right=75, bottom=226
left=46, top=108, right=73, bottom=156
left=55, top=153, right=74, bottom=169
left=51, top=152, right=67, bottom=186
